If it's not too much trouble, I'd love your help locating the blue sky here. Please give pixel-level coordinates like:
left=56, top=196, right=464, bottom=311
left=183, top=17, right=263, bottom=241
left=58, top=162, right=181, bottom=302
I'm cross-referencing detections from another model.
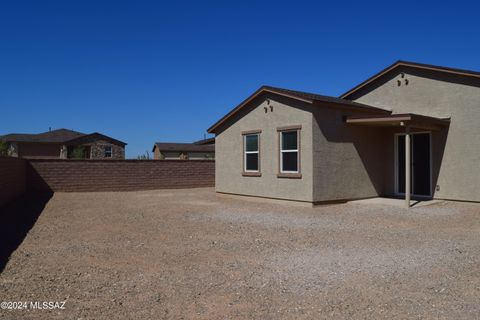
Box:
left=1, top=0, right=479, bottom=158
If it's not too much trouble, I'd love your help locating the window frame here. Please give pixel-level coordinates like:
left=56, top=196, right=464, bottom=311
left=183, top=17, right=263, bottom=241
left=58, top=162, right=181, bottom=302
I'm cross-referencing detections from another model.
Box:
left=277, top=125, right=302, bottom=178
left=104, top=145, right=113, bottom=158
left=242, top=130, right=261, bottom=176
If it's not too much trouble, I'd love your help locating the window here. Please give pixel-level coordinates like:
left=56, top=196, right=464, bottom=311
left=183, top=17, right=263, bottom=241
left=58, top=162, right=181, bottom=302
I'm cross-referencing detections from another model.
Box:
left=243, top=133, right=260, bottom=173
left=104, top=145, right=112, bottom=158
left=279, top=128, right=300, bottom=175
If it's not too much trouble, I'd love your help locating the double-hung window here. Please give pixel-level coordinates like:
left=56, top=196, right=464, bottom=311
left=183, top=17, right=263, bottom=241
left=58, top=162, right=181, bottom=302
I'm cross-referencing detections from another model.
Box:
left=279, top=127, right=301, bottom=176
left=104, top=145, right=112, bottom=158
left=243, top=132, right=260, bottom=174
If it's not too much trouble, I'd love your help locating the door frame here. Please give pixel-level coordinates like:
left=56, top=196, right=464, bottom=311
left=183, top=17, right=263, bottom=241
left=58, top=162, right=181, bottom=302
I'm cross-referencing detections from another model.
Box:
left=394, top=131, right=433, bottom=198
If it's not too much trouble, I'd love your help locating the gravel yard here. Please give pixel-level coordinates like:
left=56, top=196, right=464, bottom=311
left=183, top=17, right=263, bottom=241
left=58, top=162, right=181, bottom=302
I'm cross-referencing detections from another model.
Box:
left=0, top=188, right=479, bottom=319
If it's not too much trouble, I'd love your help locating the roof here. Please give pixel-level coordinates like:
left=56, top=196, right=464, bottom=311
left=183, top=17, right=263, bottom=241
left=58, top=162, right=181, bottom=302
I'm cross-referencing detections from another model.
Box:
left=340, top=60, right=480, bottom=99
left=66, top=132, right=127, bottom=146
left=207, top=85, right=390, bottom=133
left=1, top=128, right=127, bottom=145
left=345, top=113, right=451, bottom=131
left=0, top=128, right=84, bottom=143
left=153, top=142, right=215, bottom=153
left=193, top=137, right=215, bottom=145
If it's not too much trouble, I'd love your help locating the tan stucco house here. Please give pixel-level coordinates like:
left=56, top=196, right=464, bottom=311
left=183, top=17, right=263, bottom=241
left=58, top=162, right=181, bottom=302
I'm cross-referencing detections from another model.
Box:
left=208, top=61, right=480, bottom=206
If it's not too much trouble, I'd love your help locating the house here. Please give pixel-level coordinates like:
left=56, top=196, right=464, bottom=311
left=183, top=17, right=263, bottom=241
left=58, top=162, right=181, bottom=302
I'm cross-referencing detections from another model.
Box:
left=1, top=128, right=126, bottom=159
left=207, top=61, right=480, bottom=206
left=193, top=137, right=215, bottom=145
left=152, top=138, right=215, bottom=160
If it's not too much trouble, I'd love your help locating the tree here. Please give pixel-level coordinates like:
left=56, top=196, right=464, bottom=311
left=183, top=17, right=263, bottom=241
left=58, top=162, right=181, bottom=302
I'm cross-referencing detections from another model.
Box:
left=70, top=146, right=86, bottom=159
left=137, top=151, right=151, bottom=160
left=0, top=141, right=10, bottom=156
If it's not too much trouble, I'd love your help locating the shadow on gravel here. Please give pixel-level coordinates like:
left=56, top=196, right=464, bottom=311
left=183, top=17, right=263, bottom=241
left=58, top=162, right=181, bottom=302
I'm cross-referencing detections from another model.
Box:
left=0, top=192, right=52, bottom=273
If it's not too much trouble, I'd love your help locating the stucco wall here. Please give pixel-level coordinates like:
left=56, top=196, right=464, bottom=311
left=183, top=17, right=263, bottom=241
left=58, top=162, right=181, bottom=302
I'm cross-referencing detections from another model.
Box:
left=18, top=143, right=62, bottom=159
left=215, top=94, right=314, bottom=202
left=153, top=147, right=162, bottom=159
left=311, top=105, right=388, bottom=202
left=350, top=67, right=480, bottom=202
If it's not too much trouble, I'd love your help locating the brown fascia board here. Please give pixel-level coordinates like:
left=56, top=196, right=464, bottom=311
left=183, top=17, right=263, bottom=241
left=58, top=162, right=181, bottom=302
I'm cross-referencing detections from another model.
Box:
left=207, top=86, right=314, bottom=133
left=346, top=114, right=412, bottom=124
left=66, top=133, right=127, bottom=146
left=207, top=86, right=389, bottom=133
left=340, top=60, right=480, bottom=99
left=346, top=113, right=451, bottom=126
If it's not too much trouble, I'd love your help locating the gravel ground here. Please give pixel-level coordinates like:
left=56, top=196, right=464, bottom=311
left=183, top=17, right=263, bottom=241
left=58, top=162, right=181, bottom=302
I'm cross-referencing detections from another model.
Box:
left=0, top=188, right=479, bottom=319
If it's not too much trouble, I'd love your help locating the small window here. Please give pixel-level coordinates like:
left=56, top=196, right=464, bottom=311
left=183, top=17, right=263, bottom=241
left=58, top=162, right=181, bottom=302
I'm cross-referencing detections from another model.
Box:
left=244, top=134, right=259, bottom=172
left=104, top=146, right=112, bottom=158
left=280, top=130, right=299, bottom=173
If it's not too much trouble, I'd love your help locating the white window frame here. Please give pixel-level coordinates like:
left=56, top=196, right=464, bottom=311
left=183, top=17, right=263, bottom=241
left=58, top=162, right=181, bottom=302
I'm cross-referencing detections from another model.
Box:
left=244, top=133, right=259, bottom=172
left=104, top=145, right=112, bottom=158
left=280, top=130, right=299, bottom=173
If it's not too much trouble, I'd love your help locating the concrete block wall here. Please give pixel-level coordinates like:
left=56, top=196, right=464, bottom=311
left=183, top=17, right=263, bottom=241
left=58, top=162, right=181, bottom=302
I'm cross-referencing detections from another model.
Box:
left=27, top=160, right=215, bottom=192
left=0, top=157, right=26, bottom=206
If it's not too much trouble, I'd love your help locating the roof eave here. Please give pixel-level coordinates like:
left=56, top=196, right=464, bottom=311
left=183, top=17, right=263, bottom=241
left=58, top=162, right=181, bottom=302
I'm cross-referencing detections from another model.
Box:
left=207, top=86, right=390, bottom=134
left=340, top=60, right=480, bottom=99
left=207, top=87, right=314, bottom=133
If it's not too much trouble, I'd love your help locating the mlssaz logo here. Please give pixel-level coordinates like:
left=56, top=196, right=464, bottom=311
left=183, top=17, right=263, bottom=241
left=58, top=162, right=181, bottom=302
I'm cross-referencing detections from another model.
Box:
left=30, top=301, right=66, bottom=310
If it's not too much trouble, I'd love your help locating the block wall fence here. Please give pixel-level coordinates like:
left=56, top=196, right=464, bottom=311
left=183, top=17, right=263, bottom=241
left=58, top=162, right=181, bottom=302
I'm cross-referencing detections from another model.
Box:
left=0, top=159, right=215, bottom=206
left=0, top=157, right=27, bottom=207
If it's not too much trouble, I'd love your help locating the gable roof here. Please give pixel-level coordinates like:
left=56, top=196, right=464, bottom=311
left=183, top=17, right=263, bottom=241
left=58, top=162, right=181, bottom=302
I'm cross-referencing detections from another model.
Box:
left=1, top=128, right=127, bottom=146
left=207, top=85, right=390, bottom=133
left=66, top=132, right=127, bottom=146
left=340, top=60, right=480, bottom=99
left=153, top=142, right=215, bottom=153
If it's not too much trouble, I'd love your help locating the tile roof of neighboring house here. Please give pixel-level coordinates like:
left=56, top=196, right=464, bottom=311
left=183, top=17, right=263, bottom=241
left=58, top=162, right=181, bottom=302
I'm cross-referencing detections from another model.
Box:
left=193, top=137, right=215, bottom=145
left=0, top=128, right=127, bottom=145
left=153, top=142, right=215, bottom=153
left=340, top=60, right=480, bottom=99
left=207, top=85, right=390, bottom=133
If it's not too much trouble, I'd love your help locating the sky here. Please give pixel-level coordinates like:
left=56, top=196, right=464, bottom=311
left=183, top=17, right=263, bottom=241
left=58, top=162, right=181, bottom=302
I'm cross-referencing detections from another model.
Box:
left=1, top=0, right=480, bottom=158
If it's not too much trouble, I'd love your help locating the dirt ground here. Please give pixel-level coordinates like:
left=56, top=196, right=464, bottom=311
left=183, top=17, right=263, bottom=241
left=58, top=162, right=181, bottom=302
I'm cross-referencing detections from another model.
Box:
left=0, top=188, right=479, bottom=319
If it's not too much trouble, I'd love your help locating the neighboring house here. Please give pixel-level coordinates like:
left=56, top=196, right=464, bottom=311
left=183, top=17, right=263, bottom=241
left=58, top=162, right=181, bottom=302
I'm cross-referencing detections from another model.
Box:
left=152, top=139, right=215, bottom=160
left=0, top=128, right=126, bottom=159
left=193, top=137, right=215, bottom=145
left=208, top=61, right=480, bottom=205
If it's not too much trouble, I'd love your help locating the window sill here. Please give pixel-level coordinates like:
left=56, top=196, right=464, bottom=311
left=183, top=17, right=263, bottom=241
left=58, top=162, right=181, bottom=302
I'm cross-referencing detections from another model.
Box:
left=242, top=171, right=262, bottom=177
left=277, top=172, right=302, bottom=179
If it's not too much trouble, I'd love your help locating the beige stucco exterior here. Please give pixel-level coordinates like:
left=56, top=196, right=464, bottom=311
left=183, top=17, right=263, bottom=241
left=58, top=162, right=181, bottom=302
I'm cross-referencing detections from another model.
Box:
left=349, top=67, right=480, bottom=202
left=215, top=94, right=314, bottom=202
left=311, top=105, right=389, bottom=202
left=213, top=65, right=480, bottom=204
left=214, top=93, right=388, bottom=203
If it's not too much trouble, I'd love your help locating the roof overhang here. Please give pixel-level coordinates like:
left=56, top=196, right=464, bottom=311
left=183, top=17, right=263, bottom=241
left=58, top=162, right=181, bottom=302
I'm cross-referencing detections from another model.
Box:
left=207, top=86, right=389, bottom=133
left=340, top=60, right=480, bottom=99
left=345, top=113, right=450, bottom=131
left=65, top=133, right=127, bottom=146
